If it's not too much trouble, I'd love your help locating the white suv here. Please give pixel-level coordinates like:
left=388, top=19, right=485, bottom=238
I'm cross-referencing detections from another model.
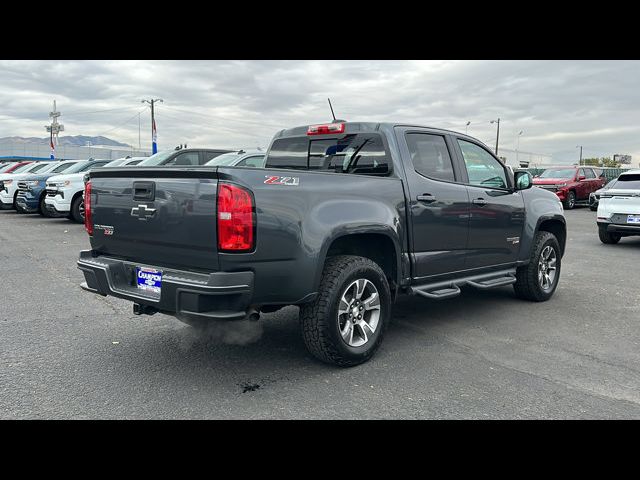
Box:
left=44, top=159, right=113, bottom=222
left=44, top=157, right=144, bottom=222
left=596, top=169, right=640, bottom=244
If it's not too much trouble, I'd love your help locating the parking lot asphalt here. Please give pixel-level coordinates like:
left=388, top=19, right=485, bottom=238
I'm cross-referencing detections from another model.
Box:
left=1, top=207, right=639, bottom=419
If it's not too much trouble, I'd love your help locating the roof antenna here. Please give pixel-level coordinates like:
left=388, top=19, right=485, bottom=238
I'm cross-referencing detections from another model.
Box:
left=327, top=98, right=346, bottom=123
left=328, top=98, right=336, bottom=122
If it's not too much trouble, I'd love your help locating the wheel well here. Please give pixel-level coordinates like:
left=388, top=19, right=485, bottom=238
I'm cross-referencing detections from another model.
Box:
left=538, top=219, right=566, bottom=256
left=71, top=190, right=83, bottom=204
left=325, top=233, right=398, bottom=292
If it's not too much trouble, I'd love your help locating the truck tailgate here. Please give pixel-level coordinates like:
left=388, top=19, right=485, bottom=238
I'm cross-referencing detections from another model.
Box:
left=89, top=167, right=220, bottom=271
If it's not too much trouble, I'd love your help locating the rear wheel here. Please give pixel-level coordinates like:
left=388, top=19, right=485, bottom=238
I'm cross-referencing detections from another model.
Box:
left=299, top=255, right=391, bottom=367
left=514, top=231, right=561, bottom=302
left=563, top=190, right=576, bottom=210
left=598, top=225, right=621, bottom=244
left=71, top=195, right=84, bottom=223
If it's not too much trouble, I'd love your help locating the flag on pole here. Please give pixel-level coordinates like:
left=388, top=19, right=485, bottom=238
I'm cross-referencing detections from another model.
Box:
left=50, top=131, right=55, bottom=160
left=152, top=117, right=158, bottom=154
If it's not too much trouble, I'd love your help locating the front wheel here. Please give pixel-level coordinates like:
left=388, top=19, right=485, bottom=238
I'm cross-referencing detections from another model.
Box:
left=513, top=231, right=561, bottom=302
left=299, top=255, right=391, bottom=367
left=39, top=195, right=49, bottom=217
left=70, top=195, right=84, bottom=223
left=598, top=225, right=621, bottom=244
left=563, top=191, right=576, bottom=210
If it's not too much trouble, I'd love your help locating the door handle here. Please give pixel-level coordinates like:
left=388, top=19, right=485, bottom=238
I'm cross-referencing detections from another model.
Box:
left=472, top=198, right=487, bottom=206
left=417, top=194, right=437, bottom=203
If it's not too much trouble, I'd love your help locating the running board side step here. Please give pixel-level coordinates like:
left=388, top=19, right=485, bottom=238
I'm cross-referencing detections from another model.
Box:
left=409, top=269, right=517, bottom=300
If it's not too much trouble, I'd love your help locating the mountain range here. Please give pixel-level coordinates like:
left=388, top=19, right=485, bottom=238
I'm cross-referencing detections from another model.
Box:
left=0, top=135, right=130, bottom=147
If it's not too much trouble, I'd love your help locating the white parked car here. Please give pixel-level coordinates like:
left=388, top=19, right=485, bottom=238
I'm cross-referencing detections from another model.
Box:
left=0, top=161, right=73, bottom=210
left=596, top=169, right=640, bottom=244
left=44, top=159, right=113, bottom=222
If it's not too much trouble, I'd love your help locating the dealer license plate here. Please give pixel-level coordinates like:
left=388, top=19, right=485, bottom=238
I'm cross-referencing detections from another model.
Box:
left=136, top=267, right=162, bottom=297
left=627, top=215, right=640, bottom=224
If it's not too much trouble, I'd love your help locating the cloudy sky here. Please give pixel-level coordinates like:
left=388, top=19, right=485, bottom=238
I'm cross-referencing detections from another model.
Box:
left=0, top=60, right=638, bottom=164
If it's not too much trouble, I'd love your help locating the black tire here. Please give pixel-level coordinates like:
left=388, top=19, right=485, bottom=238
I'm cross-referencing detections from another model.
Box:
left=598, top=225, right=621, bottom=244
left=70, top=195, right=84, bottom=223
left=39, top=194, right=50, bottom=217
left=589, top=204, right=597, bottom=211
left=563, top=190, right=576, bottom=210
left=513, top=231, right=561, bottom=302
left=299, top=255, right=391, bottom=367
left=12, top=191, right=18, bottom=209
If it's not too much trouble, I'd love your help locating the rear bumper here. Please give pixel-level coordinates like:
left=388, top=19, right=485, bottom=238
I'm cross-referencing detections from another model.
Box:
left=77, top=250, right=255, bottom=322
left=598, top=221, right=640, bottom=235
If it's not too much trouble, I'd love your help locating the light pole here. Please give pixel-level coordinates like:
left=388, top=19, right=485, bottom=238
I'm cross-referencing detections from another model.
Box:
left=142, top=98, right=163, bottom=154
left=516, top=130, right=523, bottom=166
left=490, top=118, right=500, bottom=156
left=465, top=121, right=471, bottom=134
left=576, top=145, right=583, bottom=166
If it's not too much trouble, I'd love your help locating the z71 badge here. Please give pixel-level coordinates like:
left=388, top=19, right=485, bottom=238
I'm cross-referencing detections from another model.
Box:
left=264, top=175, right=299, bottom=186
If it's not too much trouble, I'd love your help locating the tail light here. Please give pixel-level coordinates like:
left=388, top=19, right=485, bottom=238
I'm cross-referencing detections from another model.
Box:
left=84, top=181, right=93, bottom=236
left=307, top=123, right=345, bottom=135
left=217, top=183, right=255, bottom=252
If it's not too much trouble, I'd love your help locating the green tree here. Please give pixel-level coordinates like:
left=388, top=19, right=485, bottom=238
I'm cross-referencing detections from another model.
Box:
left=601, top=157, right=621, bottom=168
left=583, top=158, right=600, bottom=166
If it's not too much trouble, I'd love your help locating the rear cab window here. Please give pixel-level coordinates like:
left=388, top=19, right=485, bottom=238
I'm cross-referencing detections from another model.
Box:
left=265, top=133, right=391, bottom=176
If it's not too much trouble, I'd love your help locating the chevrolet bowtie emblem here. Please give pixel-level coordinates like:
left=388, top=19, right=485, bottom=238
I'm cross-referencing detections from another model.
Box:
left=131, top=204, right=156, bottom=221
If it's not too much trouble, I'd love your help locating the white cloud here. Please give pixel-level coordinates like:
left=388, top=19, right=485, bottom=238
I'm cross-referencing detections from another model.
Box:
left=0, top=60, right=638, bottom=164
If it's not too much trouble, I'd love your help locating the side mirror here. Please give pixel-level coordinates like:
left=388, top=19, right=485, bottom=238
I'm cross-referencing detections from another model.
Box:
left=514, top=171, right=533, bottom=191
left=578, top=175, right=586, bottom=181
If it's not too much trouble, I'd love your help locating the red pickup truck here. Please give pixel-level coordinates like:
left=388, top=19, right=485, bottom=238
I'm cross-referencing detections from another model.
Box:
left=532, top=166, right=606, bottom=209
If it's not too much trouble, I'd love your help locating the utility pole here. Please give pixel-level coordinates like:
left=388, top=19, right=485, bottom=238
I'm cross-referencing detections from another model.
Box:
left=45, top=100, right=64, bottom=160
left=516, top=130, right=523, bottom=166
left=576, top=145, right=583, bottom=165
left=138, top=112, right=141, bottom=150
left=490, top=118, right=500, bottom=155
left=141, top=98, right=163, bottom=154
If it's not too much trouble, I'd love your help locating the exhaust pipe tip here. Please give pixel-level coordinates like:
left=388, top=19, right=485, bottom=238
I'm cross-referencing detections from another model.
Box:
left=133, top=303, right=158, bottom=316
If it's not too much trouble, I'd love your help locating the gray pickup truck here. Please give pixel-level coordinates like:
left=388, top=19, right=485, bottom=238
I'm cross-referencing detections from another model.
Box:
left=77, top=121, right=566, bottom=366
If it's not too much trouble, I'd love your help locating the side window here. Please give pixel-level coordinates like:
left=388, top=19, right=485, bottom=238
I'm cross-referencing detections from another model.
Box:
left=265, top=138, right=309, bottom=170
left=584, top=168, right=595, bottom=179
left=167, top=152, right=199, bottom=166
left=242, top=155, right=265, bottom=168
left=203, top=151, right=223, bottom=163
left=405, top=133, right=455, bottom=182
left=457, top=139, right=508, bottom=189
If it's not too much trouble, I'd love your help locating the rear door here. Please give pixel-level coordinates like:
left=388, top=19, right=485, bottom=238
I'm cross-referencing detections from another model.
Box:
left=89, top=168, right=220, bottom=271
left=452, top=137, right=525, bottom=269
left=395, top=127, right=469, bottom=278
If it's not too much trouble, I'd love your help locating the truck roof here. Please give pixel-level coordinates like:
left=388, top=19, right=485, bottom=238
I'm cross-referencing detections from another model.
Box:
left=273, top=121, right=481, bottom=142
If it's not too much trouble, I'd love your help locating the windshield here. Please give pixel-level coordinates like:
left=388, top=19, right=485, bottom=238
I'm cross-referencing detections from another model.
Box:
left=104, top=158, right=127, bottom=167
left=26, top=163, right=50, bottom=173
left=137, top=150, right=176, bottom=166
left=51, top=162, right=79, bottom=174
left=608, top=174, right=640, bottom=190
left=11, top=163, right=35, bottom=174
left=205, top=152, right=241, bottom=166
left=539, top=168, right=576, bottom=179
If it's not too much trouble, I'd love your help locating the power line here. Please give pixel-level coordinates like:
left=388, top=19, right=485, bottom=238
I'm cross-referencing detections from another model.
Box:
left=98, top=107, right=149, bottom=138
left=63, top=106, right=142, bottom=116
left=160, top=105, right=284, bottom=129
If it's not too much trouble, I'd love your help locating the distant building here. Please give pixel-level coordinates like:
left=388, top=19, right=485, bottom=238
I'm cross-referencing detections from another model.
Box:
left=0, top=141, right=150, bottom=162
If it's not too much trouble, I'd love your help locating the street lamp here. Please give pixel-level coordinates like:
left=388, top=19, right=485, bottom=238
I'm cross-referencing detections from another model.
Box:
left=516, top=130, right=523, bottom=166
left=576, top=145, right=583, bottom=166
left=490, top=118, right=500, bottom=155
left=465, top=121, right=471, bottom=134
